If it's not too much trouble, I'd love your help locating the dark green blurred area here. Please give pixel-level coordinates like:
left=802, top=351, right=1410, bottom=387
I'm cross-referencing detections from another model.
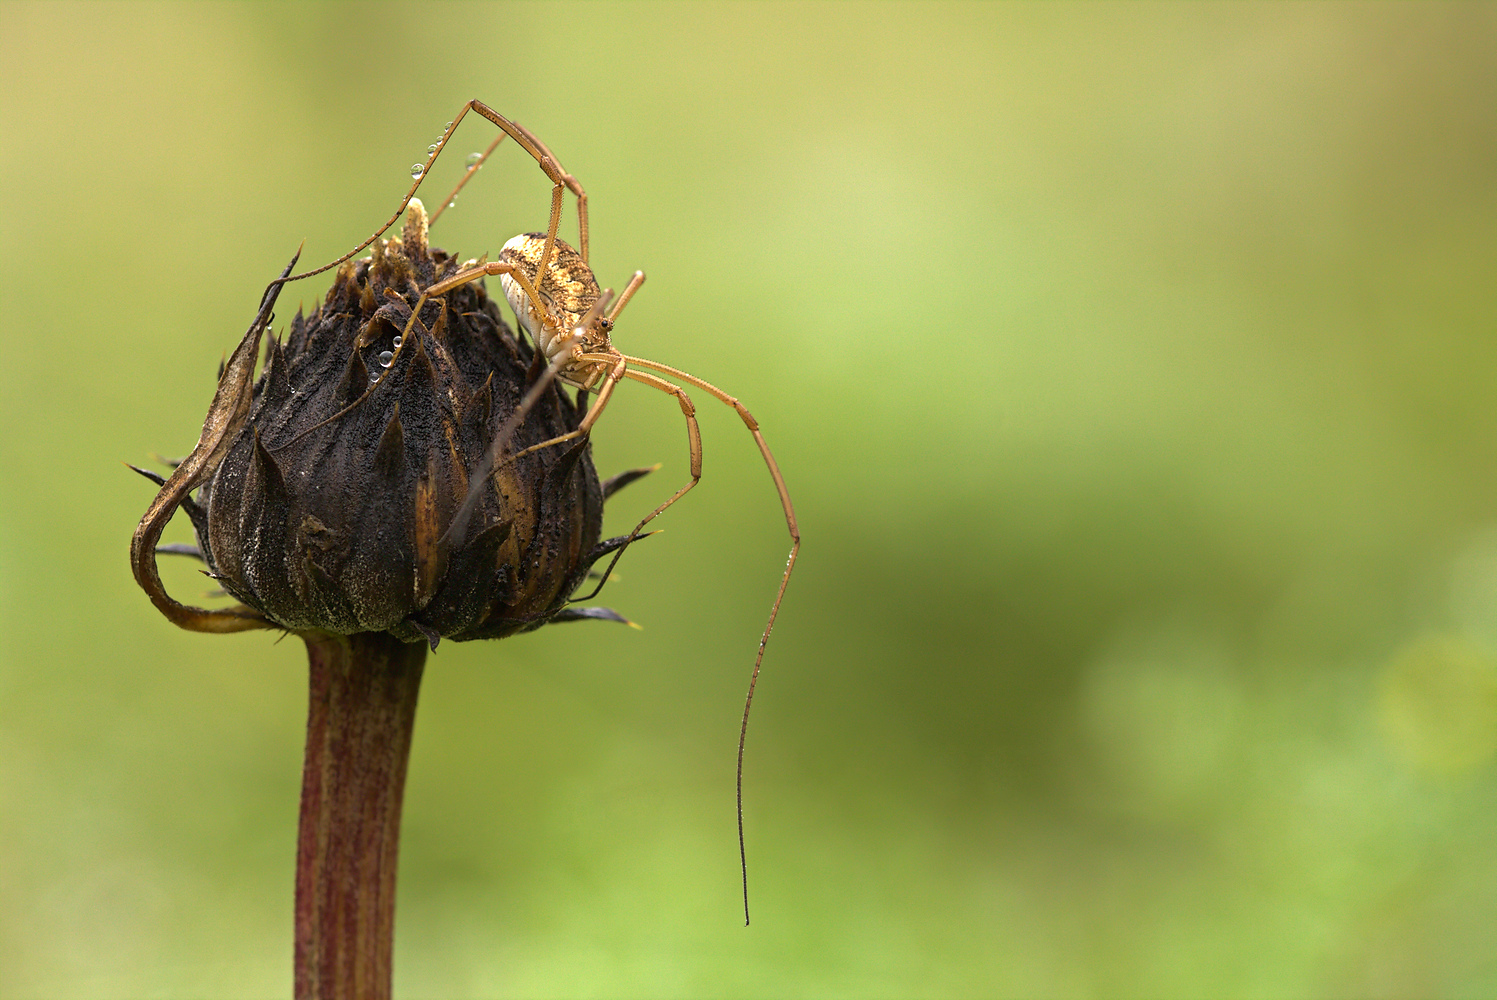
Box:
left=3, top=2, right=1496, bottom=996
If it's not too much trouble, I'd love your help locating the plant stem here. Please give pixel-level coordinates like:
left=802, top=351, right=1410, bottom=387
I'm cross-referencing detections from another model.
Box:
left=295, top=631, right=427, bottom=1000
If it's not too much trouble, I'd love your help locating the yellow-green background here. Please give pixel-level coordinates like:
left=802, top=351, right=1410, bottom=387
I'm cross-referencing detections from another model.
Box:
left=3, top=2, right=1495, bottom=996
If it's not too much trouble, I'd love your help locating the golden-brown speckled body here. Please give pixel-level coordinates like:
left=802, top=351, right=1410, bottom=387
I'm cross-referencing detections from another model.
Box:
left=498, top=233, right=613, bottom=388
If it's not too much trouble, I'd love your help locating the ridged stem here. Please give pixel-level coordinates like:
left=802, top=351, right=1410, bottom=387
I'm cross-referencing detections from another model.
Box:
left=294, top=631, right=427, bottom=1000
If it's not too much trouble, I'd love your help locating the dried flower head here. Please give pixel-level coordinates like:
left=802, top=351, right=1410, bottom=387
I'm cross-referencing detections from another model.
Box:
left=131, top=200, right=642, bottom=645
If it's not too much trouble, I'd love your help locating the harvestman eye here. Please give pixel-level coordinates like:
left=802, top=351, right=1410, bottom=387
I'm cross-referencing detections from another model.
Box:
left=278, top=101, right=800, bottom=925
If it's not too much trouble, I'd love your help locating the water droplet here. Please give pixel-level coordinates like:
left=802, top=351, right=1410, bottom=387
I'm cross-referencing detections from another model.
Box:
left=465, top=152, right=483, bottom=169
left=446, top=121, right=454, bottom=130
left=427, top=143, right=438, bottom=155
left=410, top=163, right=424, bottom=179
left=378, top=351, right=394, bottom=368
left=391, top=335, right=402, bottom=348
left=369, top=374, right=379, bottom=384
left=447, top=198, right=457, bottom=210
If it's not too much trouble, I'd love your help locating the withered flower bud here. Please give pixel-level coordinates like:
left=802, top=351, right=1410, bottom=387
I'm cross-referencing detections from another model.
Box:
left=132, top=200, right=642, bottom=646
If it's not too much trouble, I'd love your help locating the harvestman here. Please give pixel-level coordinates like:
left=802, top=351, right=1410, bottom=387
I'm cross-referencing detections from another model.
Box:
left=282, top=101, right=799, bottom=924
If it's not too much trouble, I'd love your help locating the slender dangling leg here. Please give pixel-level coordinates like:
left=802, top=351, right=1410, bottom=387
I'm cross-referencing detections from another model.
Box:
left=612, top=354, right=800, bottom=926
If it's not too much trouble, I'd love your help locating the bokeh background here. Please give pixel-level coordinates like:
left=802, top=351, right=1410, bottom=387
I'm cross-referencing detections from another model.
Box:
left=3, top=2, right=1496, bottom=997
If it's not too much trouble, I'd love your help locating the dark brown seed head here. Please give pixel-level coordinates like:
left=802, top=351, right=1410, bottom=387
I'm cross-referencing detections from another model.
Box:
left=182, top=203, right=612, bottom=643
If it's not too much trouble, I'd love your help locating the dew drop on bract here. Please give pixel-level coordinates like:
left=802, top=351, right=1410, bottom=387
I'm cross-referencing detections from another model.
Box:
left=427, top=144, right=438, bottom=155
left=446, top=122, right=454, bottom=130
left=392, top=335, right=402, bottom=349
left=411, top=164, right=424, bottom=179
left=465, top=152, right=483, bottom=169
left=378, top=351, right=394, bottom=368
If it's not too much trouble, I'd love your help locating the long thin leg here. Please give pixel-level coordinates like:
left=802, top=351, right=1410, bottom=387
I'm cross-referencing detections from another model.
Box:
left=534, top=182, right=566, bottom=288
left=425, top=257, right=544, bottom=305
left=607, top=271, right=647, bottom=324
left=440, top=349, right=621, bottom=546
left=614, top=354, right=799, bottom=926
left=283, top=100, right=483, bottom=282
left=469, top=105, right=590, bottom=264
left=498, top=353, right=631, bottom=466
left=569, top=367, right=704, bottom=605
left=285, top=99, right=589, bottom=283
left=561, top=361, right=786, bottom=923
left=619, top=356, right=798, bottom=540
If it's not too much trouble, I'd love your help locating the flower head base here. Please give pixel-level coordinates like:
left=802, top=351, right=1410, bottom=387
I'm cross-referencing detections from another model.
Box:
left=132, top=202, right=640, bottom=645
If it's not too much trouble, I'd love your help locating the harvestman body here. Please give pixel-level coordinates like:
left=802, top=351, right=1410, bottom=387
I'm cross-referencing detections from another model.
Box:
left=282, top=101, right=799, bottom=924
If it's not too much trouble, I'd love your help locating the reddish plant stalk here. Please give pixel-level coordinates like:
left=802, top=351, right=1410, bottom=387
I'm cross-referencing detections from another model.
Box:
left=294, top=631, right=427, bottom=1000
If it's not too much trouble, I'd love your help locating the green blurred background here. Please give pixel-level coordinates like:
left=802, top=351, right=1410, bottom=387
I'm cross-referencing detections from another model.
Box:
left=3, top=2, right=1496, bottom=996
